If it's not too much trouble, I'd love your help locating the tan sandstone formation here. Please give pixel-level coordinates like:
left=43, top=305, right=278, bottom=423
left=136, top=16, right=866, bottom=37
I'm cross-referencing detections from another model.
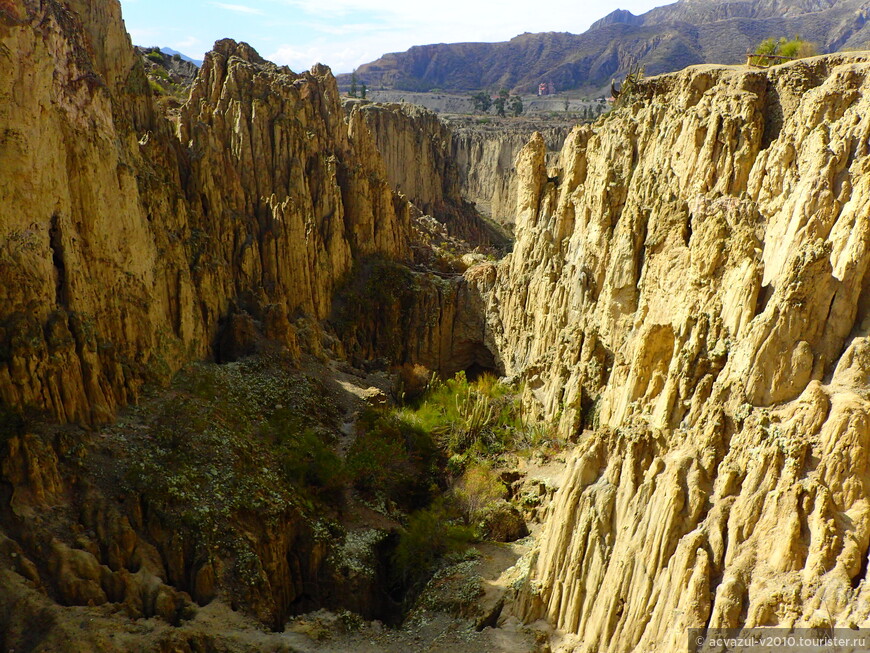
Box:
left=467, top=56, right=870, bottom=651
left=0, top=0, right=421, bottom=642
left=349, top=100, right=509, bottom=245
left=451, top=124, right=568, bottom=229
left=0, top=0, right=409, bottom=426
left=4, top=0, right=870, bottom=650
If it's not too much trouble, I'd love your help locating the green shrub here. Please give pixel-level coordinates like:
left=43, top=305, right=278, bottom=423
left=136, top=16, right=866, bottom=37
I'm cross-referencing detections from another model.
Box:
left=392, top=500, right=474, bottom=589
left=269, top=411, right=345, bottom=502
left=451, top=464, right=506, bottom=526
left=146, top=51, right=164, bottom=63
left=751, top=37, right=817, bottom=66
left=346, top=408, right=440, bottom=509
left=396, top=371, right=533, bottom=463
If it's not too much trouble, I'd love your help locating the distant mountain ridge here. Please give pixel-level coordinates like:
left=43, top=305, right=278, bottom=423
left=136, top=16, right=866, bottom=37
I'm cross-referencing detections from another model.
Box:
left=338, top=0, right=870, bottom=93
left=159, top=47, right=203, bottom=67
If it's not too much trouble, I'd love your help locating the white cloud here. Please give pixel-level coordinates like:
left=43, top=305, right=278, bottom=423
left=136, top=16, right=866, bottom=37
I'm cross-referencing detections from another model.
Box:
left=213, top=2, right=265, bottom=15
left=123, top=0, right=672, bottom=74
left=259, top=0, right=670, bottom=72
left=128, top=27, right=162, bottom=43
left=299, top=21, right=391, bottom=36
left=267, top=0, right=666, bottom=35
left=267, top=44, right=360, bottom=72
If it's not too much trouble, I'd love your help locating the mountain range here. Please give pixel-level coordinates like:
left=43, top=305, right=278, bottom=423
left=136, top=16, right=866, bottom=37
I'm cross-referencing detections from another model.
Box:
left=159, top=47, right=203, bottom=67
left=338, top=0, right=870, bottom=93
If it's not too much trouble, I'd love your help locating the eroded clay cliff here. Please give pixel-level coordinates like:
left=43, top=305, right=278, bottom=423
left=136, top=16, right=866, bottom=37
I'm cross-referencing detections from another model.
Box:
left=349, top=100, right=511, bottom=245
left=5, top=0, right=870, bottom=651
left=0, top=5, right=426, bottom=643
left=467, top=55, right=870, bottom=651
left=0, top=1, right=409, bottom=426
left=451, top=123, right=568, bottom=229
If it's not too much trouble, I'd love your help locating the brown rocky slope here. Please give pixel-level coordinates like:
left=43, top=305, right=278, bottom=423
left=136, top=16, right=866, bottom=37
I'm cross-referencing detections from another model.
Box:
left=339, top=0, right=870, bottom=93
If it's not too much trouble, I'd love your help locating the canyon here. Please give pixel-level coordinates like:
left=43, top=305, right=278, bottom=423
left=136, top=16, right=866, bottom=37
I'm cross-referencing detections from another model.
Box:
left=1, top=1, right=870, bottom=652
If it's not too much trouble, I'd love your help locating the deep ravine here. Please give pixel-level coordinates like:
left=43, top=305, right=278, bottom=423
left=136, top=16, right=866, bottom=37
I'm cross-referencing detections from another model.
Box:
left=2, top=2, right=870, bottom=653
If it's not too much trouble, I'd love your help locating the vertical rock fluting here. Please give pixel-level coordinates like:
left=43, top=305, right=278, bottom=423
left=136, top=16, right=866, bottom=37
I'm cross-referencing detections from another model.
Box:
left=349, top=102, right=459, bottom=217
left=485, top=57, right=870, bottom=650
left=0, top=2, right=410, bottom=425
left=179, top=39, right=410, bottom=335
left=0, top=1, right=416, bottom=643
left=451, top=124, right=569, bottom=229
left=0, top=0, right=193, bottom=424
left=351, top=101, right=509, bottom=245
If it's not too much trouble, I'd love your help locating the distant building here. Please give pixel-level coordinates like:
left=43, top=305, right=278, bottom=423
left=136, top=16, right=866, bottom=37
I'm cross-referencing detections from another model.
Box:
left=538, top=81, right=557, bottom=96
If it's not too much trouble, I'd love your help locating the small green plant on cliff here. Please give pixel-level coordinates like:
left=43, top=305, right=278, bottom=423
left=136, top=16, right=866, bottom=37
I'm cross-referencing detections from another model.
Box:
left=148, top=78, right=165, bottom=95
left=751, top=37, right=817, bottom=66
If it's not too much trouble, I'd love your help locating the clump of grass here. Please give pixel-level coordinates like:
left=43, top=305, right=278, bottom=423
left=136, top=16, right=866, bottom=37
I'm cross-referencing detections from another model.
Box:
left=394, top=371, right=558, bottom=467
left=148, top=78, right=165, bottom=95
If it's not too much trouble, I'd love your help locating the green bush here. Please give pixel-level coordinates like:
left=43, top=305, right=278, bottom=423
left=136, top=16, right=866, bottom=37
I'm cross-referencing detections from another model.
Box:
left=451, top=464, right=506, bottom=526
left=346, top=408, right=440, bottom=509
left=391, top=500, right=474, bottom=589
left=146, top=51, right=164, bottom=63
left=752, top=37, right=817, bottom=66
left=396, top=371, right=535, bottom=463
left=269, top=410, right=345, bottom=502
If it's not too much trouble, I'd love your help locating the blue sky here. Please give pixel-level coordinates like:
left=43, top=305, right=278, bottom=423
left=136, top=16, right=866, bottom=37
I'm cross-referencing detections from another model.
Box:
left=119, top=0, right=671, bottom=74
